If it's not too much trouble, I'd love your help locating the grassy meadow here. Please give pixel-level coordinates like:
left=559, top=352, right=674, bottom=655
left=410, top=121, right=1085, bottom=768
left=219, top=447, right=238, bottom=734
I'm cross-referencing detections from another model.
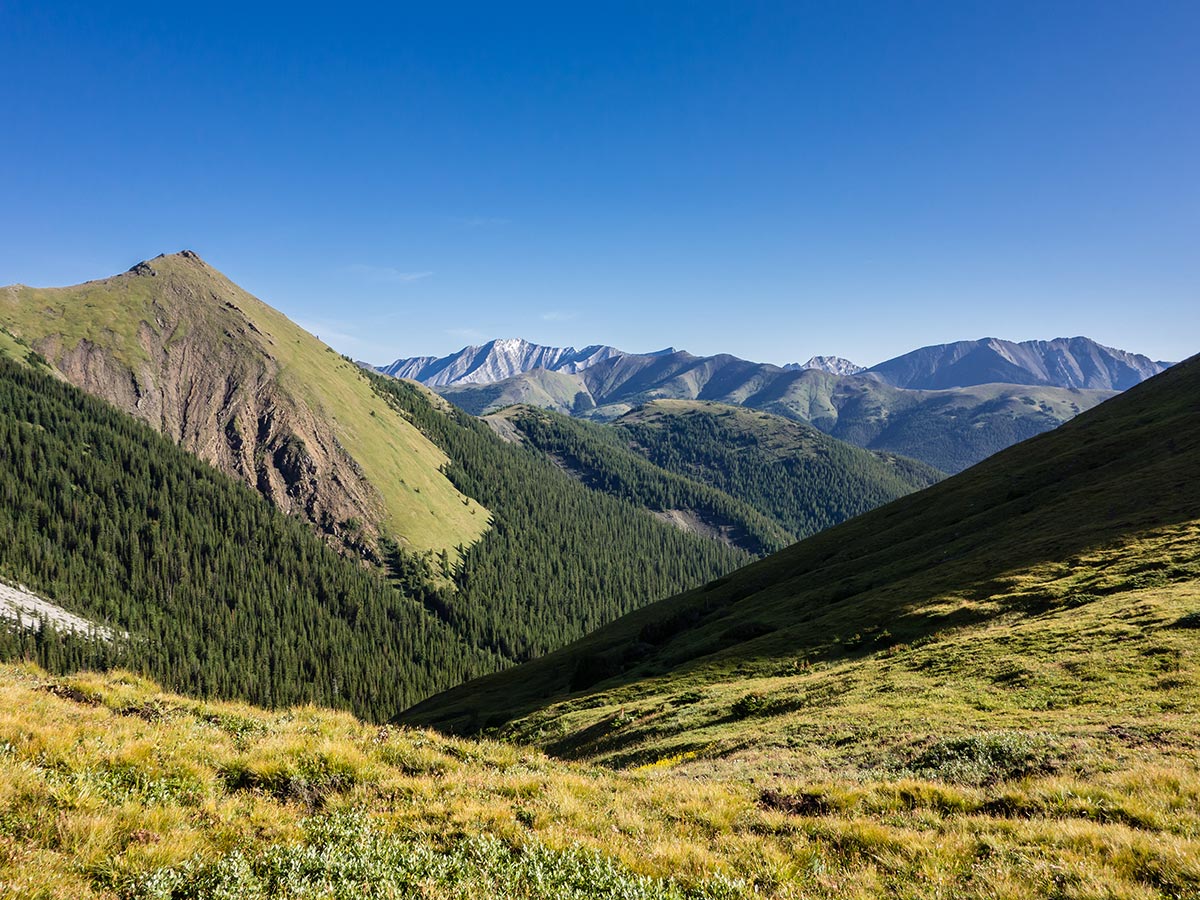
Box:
left=0, top=644, right=1197, bottom=899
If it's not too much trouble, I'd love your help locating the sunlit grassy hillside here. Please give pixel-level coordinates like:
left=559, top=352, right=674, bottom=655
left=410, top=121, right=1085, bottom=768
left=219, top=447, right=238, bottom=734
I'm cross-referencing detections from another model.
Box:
left=403, top=354, right=1200, bottom=768
left=2, top=663, right=1197, bottom=899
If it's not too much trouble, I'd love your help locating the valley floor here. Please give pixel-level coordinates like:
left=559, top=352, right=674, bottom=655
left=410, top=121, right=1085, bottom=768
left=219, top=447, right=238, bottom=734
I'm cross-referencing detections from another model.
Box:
left=0, top=660, right=1197, bottom=899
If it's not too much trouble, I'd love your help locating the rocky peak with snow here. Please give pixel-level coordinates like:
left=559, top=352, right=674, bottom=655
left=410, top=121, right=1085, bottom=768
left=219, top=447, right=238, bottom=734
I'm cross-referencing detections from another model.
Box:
left=380, top=338, right=627, bottom=386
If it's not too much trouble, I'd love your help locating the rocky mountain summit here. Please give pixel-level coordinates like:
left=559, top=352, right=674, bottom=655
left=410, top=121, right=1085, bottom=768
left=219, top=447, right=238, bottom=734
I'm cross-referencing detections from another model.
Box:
left=381, top=338, right=627, bottom=386
left=785, top=355, right=866, bottom=375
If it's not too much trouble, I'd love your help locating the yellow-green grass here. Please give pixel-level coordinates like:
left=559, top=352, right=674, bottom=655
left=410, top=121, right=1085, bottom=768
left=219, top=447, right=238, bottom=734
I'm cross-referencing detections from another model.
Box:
left=1, top=254, right=488, bottom=559
left=0, top=328, right=30, bottom=366
left=1, top=662, right=1198, bottom=898
left=498, top=521, right=1200, bottom=774
left=0, top=327, right=62, bottom=378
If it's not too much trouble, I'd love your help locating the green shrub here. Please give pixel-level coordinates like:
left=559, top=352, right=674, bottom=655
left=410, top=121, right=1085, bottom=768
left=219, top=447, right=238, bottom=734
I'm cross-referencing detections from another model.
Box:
left=902, top=732, right=1061, bottom=786
left=123, top=811, right=749, bottom=900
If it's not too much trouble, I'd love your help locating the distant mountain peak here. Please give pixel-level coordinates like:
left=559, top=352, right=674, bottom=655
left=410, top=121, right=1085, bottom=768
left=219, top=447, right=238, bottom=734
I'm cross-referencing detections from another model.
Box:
left=786, top=355, right=865, bottom=376
left=867, top=336, right=1171, bottom=391
left=380, top=338, right=628, bottom=386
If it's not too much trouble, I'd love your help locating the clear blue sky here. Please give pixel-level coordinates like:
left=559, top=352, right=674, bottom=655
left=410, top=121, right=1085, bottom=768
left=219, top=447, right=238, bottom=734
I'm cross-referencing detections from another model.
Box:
left=2, top=1, right=1196, bottom=366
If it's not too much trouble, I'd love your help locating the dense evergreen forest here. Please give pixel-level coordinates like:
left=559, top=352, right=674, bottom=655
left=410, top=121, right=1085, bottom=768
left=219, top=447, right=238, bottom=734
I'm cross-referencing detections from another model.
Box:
left=498, top=407, right=795, bottom=554
left=613, top=405, right=942, bottom=538
left=0, top=357, right=501, bottom=720
left=366, top=375, right=750, bottom=662
left=497, top=402, right=940, bottom=543
left=0, top=358, right=751, bottom=719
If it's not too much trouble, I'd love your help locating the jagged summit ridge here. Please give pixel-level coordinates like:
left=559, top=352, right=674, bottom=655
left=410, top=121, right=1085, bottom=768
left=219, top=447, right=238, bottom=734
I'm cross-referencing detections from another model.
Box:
left=786, top=355, right=865, bottom=376
left=381, top=338, right=627, bottom=386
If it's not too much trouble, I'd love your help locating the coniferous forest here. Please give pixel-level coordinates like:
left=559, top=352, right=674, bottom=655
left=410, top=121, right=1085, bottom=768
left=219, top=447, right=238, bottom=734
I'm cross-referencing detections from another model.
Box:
left=365, top=373, right=750, bottom=662
left=0, top=358, right=750, bottom=717
left=611, top=406, right=944, bottom=538
left=0, top=357, right=506, bottom=719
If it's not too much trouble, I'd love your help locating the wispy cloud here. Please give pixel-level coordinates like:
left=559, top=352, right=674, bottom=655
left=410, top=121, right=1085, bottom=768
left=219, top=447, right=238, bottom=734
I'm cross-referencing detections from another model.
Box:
left=445, top=327, right=487, bottom=342
left=445, top=215, right=510, bottom=228
left=344, top=264, right=432, bottom=284
left=540, top=310, right=575, bottom=322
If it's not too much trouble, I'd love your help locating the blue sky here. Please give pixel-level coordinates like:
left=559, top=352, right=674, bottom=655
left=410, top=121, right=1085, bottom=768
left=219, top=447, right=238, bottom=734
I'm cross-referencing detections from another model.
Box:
left=1, top=1, right=1196, bottom=366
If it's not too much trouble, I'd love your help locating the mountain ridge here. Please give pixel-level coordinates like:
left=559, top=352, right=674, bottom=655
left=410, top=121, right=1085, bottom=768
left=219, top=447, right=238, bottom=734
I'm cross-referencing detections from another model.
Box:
left=866, top=335, right=1171, bottom=390
left=399, top=350, right=1200, bottom=756
left=383, top=334, right=1168, bottom=393
left=436, top=354, right=1117, bottom=473
left=0, top=251, right=491, bottom=560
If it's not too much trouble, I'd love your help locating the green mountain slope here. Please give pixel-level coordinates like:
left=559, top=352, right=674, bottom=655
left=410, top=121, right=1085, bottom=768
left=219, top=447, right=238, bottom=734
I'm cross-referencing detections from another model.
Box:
left=0, top=333, right=755, bottom=710
left=401, top=354, right=1200, bottom=771
left=610, top=400, right=943, bottom=538
left=485, top=402, right=941, bottom=555
left=0, top=356, right=499, bottom=720
left=436, top=356, right=1115, bottom=472
left=12, top=663, right=1196, bottom=900
left=1, top=252, right=489, bottom=558
left=364, top=376, right=750, bottom=662
left=485, top=405, right=795, bottom=555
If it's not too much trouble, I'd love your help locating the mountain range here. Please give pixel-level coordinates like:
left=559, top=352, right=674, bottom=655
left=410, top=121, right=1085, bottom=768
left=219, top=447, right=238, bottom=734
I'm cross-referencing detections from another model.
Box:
left=384, top=335, right=1169, bottom=392
left=380, top=337, right=1169, bottom=473
left=380, top=338, right=679, bottom=386
left=402, top=348, right=1200, bottom=756
left=0, top=252, right=1196, bottom=898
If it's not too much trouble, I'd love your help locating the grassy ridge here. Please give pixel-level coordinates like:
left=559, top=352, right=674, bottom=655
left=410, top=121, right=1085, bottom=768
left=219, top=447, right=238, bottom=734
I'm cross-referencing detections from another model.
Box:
left=401, top=354, right=1200, bottom=747
left=1, top=253, right=489, bottom=558
left=2, top=663, right=1197, bottom=898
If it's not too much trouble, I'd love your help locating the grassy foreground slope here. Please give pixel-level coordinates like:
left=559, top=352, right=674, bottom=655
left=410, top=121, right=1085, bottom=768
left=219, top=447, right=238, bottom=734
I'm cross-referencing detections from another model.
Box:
left=3, top=663, right=1198, bottom=899
left=401, top=354, right=1200, bottom=769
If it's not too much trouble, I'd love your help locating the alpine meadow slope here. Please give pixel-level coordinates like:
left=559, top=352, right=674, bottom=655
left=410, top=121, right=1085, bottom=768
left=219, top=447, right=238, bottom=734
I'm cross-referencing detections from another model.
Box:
left=400, top=352, right=1200, bottom=773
